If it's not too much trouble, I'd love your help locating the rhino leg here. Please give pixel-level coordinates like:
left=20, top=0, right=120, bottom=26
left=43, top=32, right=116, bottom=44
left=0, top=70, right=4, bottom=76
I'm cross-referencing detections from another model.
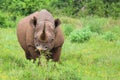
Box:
left=51, top=47, right=62, bottom=62
left=25, top=52, right=32, bottom=60
left=27, top=45, right=40, bottom=60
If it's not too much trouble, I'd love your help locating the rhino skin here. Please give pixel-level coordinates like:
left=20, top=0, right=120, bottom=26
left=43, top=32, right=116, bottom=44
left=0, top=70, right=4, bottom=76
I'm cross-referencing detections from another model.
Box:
left=17, top=9, right=64, bottom=61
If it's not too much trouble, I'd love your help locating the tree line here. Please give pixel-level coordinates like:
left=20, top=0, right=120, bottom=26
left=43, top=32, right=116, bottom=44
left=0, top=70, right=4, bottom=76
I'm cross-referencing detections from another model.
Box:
left=0, top=0, right=120, bottom=18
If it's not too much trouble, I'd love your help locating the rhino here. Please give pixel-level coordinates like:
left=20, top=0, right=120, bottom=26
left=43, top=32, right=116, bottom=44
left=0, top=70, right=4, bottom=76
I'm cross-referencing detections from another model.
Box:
left=17, top=9, right=64, bottom=61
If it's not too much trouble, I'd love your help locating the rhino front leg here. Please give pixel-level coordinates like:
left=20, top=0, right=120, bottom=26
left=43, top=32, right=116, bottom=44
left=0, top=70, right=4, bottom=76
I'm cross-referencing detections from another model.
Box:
left=25, top=51, right=32, bottom=60
left=52, top=47, right=62, bottom=62
left=27, top=44, right=40, bottom=60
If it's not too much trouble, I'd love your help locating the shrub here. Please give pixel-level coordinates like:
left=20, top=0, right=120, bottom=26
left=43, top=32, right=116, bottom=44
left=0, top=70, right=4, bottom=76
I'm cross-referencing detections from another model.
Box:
left=0, top=11, right=21, bottom=28
left=84, top=18, right=106, bottom=34
left=83, top=16, right=106, bottom=34
left=88, top=24, right=102, bottom=34
left=0, top=11, right=6, bottom=27
left=102, top=31, right=116, bottom=41
left=0, top=0, right=120, bottom=18
left=69, top=27, right=92, bottom=43
left=0, top=0, right=59, bottom=16
left=62, top=24, right=74, bottom=36
left=0, top=11, right=14, bottom=28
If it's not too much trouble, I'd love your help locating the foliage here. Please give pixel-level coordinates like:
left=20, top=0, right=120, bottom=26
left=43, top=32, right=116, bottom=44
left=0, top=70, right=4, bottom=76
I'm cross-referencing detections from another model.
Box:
left=0, top=0, right=120, bottom=28
left=0, top=11, right=16, bottom=28
left=81, top=17, right=107, bottom=34
left=102, top=31, right=117, bottom=41
left=51, top=0, right=120, bottom=18
left=62, top=24, right=75, bottom=36
left=0, top=0, right=54, bottom=16
left=69, top=27, right=92, bottom=43
left=0, top=0, right=120, bottom=18
left=0, top=1, right=120, bottom=78
left=0, top=24, right=120, bottom=79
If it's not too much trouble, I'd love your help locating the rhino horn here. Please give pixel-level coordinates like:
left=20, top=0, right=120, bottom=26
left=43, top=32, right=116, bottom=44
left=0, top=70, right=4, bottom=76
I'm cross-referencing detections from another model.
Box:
left=40, top=22, right=46, bottom=41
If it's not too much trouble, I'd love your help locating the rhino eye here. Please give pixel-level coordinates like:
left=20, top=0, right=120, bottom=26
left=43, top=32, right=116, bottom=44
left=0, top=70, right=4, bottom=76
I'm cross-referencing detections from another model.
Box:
left=44, top=46, right=48, bottom=50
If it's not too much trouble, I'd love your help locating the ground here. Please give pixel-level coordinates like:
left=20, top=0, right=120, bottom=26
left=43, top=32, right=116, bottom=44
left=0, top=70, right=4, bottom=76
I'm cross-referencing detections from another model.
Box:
left=0, top=17, right=120, bottom=80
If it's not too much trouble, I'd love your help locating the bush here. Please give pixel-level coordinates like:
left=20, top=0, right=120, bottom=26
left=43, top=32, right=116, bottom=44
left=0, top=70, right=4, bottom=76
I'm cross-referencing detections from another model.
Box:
left=0, top=11, right=6, bottom=27
left=0, top=11, right=18, bottom=28
left=0, top=0, right=120, bottom=18
left=69, top=27, right=92, bottom=43
left=62, top=24, right=74, bottom=36
left=82, top=17, right=106, bottom=34
left=0, top=11, right=12, bottom=28
left=102, top=31, right=116, bottom=41
left=0, top=0, right=55, bottom=16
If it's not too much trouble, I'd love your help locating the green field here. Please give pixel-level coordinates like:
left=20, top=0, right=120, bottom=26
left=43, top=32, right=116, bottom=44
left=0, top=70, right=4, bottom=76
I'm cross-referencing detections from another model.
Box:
left=0, top=17, right=120, bottom=80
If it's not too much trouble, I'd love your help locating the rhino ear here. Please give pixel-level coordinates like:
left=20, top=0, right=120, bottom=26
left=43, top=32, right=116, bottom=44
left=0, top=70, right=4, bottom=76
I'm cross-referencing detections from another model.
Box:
left=30, top=16, right=37, bottom=28
left=54, top=18, right=61, bottom=28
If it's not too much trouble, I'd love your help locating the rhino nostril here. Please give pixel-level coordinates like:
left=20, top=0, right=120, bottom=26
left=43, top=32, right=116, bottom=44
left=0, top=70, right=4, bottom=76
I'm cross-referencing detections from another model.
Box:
left=45, top=46, right=48, bottom=49
left=36, top=44, right=39, bottom=47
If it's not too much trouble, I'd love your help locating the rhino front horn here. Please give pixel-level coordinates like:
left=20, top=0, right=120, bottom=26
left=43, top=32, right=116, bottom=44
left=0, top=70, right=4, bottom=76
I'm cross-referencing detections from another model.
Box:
left=40, top=22, right=46, bottom=41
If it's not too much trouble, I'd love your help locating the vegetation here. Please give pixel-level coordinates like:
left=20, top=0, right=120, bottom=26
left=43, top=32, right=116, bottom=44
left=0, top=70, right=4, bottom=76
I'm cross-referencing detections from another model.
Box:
left=0, top=0, right=120, bottom=18
left=0, top=0, right=120, bottom=80
left=62, top=24, right=74, bottom=36
left=69, top=27, right=92, bottom=43
left=0, top=16, right=120, bottom=80
left=102, top=31, right=117, bottom=41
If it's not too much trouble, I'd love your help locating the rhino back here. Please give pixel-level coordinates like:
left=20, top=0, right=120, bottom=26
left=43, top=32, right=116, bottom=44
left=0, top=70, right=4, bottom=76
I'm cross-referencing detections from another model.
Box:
left=38, top=9, right=54, bottom=24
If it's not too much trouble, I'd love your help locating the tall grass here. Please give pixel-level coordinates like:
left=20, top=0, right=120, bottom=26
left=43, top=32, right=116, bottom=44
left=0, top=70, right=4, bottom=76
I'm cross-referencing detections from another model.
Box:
left=0, top=17, right=120, bottom=80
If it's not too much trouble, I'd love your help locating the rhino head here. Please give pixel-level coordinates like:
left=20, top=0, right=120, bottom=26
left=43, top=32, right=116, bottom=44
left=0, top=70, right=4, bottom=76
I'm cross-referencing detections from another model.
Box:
left=30, top=16, right=61, bottom=51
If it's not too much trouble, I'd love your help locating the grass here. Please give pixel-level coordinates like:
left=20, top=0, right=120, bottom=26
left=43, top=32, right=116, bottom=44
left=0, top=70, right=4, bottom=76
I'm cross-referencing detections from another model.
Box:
left=0, top=17, right=120, bottom=80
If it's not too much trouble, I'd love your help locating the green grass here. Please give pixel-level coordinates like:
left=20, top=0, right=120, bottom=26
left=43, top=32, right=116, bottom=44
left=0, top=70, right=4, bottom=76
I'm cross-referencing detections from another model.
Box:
left=0, top=17, right=120, bottom=80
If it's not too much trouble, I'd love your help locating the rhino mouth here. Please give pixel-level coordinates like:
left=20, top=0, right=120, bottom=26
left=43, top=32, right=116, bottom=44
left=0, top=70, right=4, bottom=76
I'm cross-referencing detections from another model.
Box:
left=35, top=47, right=48, bottom=52
left=35, top=46, right=50, bottom=53
left=35, top=46, right=52, bottom=59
